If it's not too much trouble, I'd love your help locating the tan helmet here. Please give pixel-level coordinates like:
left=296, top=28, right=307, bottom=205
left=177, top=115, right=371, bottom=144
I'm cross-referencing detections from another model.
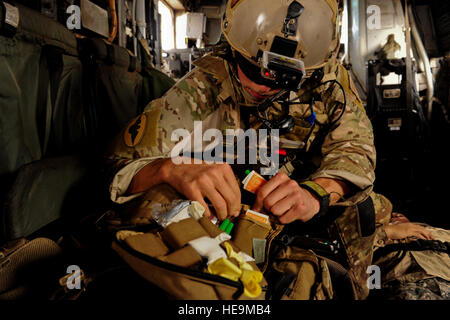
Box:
left=222, top=0, right=342, bottom=76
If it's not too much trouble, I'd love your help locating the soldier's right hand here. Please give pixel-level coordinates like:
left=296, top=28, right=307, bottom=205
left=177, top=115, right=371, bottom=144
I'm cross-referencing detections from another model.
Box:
left=160, top=157, right=242, bottom=220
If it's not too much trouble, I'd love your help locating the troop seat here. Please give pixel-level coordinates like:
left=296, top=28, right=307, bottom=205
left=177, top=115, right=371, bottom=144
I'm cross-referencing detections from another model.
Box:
left=0, top=2, right=174, bottom=243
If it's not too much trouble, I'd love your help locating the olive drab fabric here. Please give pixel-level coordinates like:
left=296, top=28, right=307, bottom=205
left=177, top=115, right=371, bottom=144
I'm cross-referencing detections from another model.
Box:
left=78, top=37, right=175, bottom=146
left=0, top=3, right=84, bottom=176
left=0, top=3, right=86, bottom=241
left=78, top=38, right=144, bottom=145
left=0, top=2, right=175, bottom=242
left=267, top=246, right=334, bottom=300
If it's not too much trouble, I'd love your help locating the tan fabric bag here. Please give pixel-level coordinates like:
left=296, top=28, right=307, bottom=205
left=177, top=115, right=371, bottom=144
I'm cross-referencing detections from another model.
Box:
left=111, top=214, right=267, bottom=300
left=265, top=245, right=334, bottom=300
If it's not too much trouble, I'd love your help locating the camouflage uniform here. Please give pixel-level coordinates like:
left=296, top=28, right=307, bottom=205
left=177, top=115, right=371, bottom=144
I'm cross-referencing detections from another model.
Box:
left=106, top=53, right=375, bottom=203
left=378, top=278, right=450, bottom=300
left=372, top=224, right=450, bottom=300
left=105, top=52, right=392, bottom=299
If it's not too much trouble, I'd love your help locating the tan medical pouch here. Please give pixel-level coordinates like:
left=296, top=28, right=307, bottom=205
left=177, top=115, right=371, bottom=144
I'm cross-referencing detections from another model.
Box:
left=112, top=216, right=267, bottom=300
left=232, top=215, right=272, bottom=256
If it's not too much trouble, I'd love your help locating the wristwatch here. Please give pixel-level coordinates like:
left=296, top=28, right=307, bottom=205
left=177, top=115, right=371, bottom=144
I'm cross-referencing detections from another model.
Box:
left=299, top=180, right=330, bottom=219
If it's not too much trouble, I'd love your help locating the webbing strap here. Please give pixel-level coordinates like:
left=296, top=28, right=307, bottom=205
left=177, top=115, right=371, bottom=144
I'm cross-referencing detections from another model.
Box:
left=36, top=49, right=51, bottom=156
left=105, top=43, right=115, bottom=65
left=376, top=239, right=450, bottom=257
left=36, top=46, right=64, bottom=156
left=129, top=54, right=137, bottom=72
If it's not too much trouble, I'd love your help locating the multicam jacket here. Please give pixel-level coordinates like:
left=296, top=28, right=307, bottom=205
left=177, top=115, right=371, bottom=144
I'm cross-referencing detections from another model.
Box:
left=105, top=53, right=376, bottom=207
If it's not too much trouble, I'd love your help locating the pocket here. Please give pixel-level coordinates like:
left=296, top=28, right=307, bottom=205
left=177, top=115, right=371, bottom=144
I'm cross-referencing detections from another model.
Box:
left=357, top=196, right=376, bottom=237
left=232, top=216, right=272, bottom=257
left=266, top=246, right=333, bottom=300
left=331, top=201, right=376, bottom=300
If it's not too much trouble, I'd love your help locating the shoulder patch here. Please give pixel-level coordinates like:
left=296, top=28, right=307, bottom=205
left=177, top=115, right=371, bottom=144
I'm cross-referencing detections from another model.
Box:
left=124, top=114, right=147, bottom=147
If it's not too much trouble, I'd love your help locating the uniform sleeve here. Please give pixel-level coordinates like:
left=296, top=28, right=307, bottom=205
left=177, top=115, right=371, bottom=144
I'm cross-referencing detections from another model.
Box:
left=310, top=67, right=376, bottom=204
left=105, top=67, right=222, bottom=203
left=373, top=226, right=392, bottom=249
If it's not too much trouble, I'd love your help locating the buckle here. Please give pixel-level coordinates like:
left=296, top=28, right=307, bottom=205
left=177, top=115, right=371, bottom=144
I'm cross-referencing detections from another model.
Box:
left=416, top=239, right=449, bottom=253
left=430, top=240, right=448, bottom=252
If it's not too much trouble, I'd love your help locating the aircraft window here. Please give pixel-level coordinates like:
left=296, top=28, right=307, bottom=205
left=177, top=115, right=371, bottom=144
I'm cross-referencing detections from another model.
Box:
left=158, top=1, right=175, bottom=50
left=176, top=14, right=188, bottom=49
left=341, top=1, right=349, bottom=61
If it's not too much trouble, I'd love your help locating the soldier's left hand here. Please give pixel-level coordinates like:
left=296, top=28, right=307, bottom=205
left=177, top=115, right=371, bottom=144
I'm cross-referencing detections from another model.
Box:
left=384, top=223, right=434, bottom=240
left=252, top=172, right=320, bottom=224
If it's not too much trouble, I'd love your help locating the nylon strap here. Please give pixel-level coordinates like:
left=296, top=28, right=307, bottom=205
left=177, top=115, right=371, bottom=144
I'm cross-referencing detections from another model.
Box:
left=300, top=180, right=329, bottom=198
left=36, top=46, right=64, bottom=156
left=299, top=180, right=330, bottom=219
left=376, top=239, right=450, bottom=257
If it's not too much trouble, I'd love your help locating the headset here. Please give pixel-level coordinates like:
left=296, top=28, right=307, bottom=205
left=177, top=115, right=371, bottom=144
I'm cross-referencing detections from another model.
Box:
left=252, top=69, right=348, bottom=149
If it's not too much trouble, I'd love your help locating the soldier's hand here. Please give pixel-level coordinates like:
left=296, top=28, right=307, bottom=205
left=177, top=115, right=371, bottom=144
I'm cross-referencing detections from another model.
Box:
left=252, top=172, right=320, bottom=224
left=384, top=223, right=434, bottom=240
left=161, top=157, right=241, bottom=220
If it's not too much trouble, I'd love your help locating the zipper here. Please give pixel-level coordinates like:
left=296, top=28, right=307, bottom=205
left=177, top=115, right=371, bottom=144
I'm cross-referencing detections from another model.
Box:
left=113, top=237, right=244, bottom=290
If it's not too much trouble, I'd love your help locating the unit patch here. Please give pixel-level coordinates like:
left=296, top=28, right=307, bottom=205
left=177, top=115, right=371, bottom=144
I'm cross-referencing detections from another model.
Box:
left=124, top=114, right=147, bottom=147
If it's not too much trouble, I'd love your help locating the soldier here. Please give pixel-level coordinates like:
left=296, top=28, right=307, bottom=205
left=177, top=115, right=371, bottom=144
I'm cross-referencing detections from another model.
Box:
left=376, top=34, right=402, bottom=60
left=372, top=213, right=450, bottom=300
left=105, top=0, right=389, bottom=299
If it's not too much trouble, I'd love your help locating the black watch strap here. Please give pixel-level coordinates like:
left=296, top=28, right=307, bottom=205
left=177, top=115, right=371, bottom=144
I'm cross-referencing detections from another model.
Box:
left=299, top=180, right=330, bottom=219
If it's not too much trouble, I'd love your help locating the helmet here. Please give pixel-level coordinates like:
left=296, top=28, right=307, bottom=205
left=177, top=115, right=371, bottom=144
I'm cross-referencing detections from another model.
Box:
left=222, top=0, right=342, bottom=89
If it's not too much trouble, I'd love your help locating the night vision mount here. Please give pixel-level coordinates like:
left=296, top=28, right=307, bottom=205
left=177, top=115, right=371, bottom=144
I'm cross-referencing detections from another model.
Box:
left=261, top=51, right=306, bottom=91
left=259, top=1, right=306, bottom=91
